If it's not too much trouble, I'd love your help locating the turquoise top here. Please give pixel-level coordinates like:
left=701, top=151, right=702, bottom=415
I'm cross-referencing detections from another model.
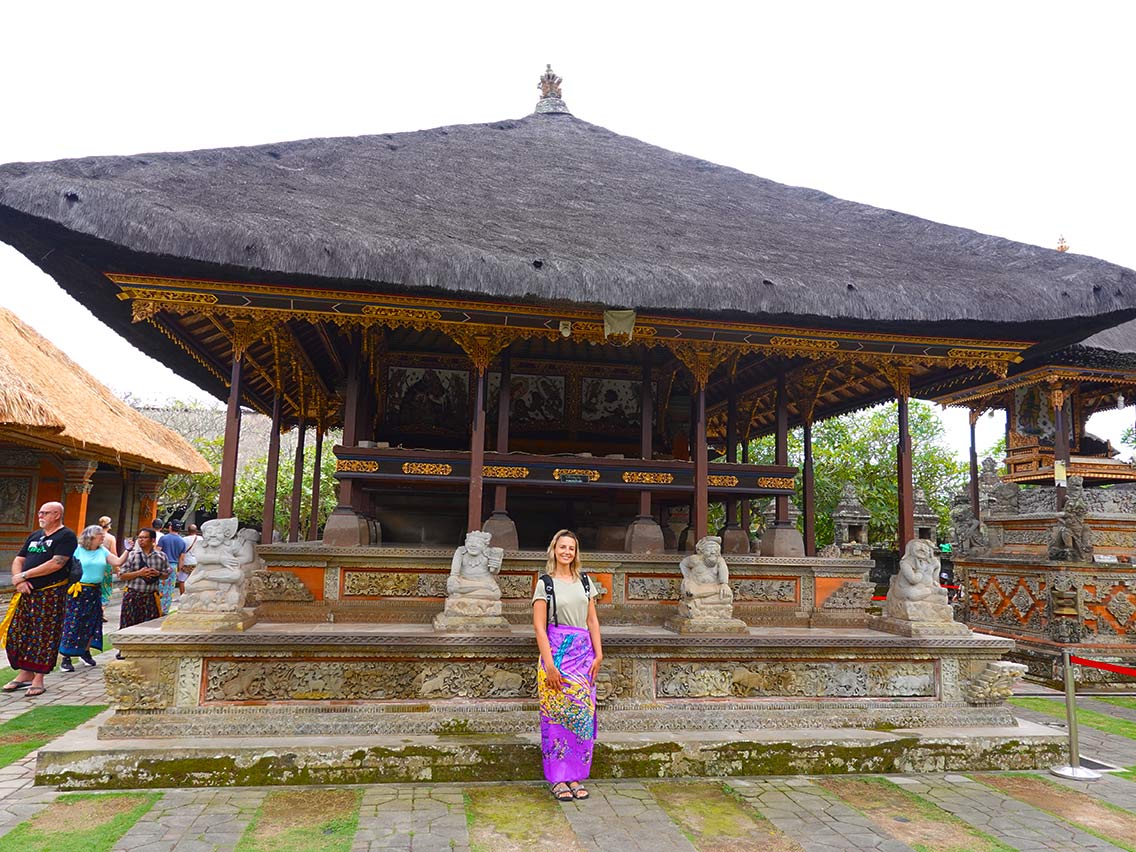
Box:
left=75, top=545, right=111, bottom=584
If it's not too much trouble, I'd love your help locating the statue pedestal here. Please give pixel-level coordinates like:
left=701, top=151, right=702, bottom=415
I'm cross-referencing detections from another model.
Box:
left=160, top=609, right=257, bottom=632
left=871, top=615, right=970, bottom=637
left=432, top=597, right=510, bottom=632
left=759, top=526, right=805, bottom=557
left=481, top=513, right=518, bottom=551
left=664, top=615, right=748, bottom=634
left=719, top=527, right=751, bottom=554
left=323, top=508, right=375, bottom=547
left=624, top=517, right=665, bottom=554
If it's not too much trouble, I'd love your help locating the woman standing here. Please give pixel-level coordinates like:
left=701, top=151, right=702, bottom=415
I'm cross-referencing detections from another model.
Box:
left=59, top=525, right=124, bottom=671
left=97, top=516, right=117, bottom=619
left=532, top=529, right=603, bottom=802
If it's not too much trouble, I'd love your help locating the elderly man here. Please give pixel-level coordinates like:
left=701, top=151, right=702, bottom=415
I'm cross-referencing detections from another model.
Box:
left=115, top=527, right=170, bottom=657
left=2, top=501, right=78, bottom=697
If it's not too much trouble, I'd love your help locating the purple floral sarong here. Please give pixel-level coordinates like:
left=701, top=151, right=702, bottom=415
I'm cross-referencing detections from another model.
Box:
left=539, top=624, right=597, bottom=784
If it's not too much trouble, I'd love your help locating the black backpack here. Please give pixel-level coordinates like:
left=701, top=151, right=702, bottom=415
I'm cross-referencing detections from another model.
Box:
left=538, top=572, right=591, bottom=626
left=68, top=555, right=83, bottom=584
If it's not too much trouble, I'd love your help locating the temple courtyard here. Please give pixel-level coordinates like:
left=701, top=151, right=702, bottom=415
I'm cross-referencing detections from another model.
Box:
left=0, top=603, right=1130, bottom=852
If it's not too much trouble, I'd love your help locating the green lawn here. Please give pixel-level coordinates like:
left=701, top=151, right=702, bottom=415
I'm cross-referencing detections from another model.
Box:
left=1088, top=696, right=1136, bottom=714
left=0, top=705, right=106, bottom=768
left=1011, top=696, right=1136, bottom=741
left=0, top=792, right=159, bottom=852
left=234, top=788, right=362, bottom=852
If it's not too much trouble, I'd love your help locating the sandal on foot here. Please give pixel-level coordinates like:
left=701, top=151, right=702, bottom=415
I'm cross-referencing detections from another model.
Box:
left=24, top=686, right=46, bottom=698
left=2, top=681, right=30, bottom=693
left=568, top=782, right=589, bottom=800
left=551, top=782, right=574, bottom=802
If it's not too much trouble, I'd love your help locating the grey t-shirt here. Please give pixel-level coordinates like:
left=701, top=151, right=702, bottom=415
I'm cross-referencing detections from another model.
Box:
left=532, top=574, right=600, bottom=629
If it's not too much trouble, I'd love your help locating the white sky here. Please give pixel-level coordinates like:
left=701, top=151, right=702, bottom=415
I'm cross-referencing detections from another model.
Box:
left=1, top=1, right=1133, bottom=461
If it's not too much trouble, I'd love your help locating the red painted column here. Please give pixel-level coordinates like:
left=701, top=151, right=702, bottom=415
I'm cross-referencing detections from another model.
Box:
left=218, top=354, right=244, bottom=518
left=492, top=353, right=512, bottom=514
left=467, top=369, right=487, bottom=534
left=693, top=383, right=709, bottom=540
left=774, top=373, right=790, bottom=526
left=307, top=426, right=324, bottom=540
left=802, top=420, right=816, bottom=556
left=638, top=360, right=654, bottom=519
left=262, top=393, right=282, bottom=542
left=288, top=420, right=307, bottom=542
left=897, top=394, right=914, bottom=549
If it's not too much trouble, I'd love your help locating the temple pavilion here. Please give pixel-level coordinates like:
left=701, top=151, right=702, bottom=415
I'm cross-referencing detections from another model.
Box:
left=1, top=68, right=1134, bottom=556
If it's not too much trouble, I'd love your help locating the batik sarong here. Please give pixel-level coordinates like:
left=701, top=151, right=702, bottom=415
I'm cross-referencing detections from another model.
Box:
left=120, top=588, right=162, bottom=629
left=158, top=567, right=176, bottom=615
left=538, top=624, right=597, bottom=784
left=101, top=571, right=114, bottom=604
left=59, top=584, right=104, bottom=656
left=3, top=582, right=67, bottom=674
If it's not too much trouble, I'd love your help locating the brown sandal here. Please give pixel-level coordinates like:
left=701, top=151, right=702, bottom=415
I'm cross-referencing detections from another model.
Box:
left=568, top=781, right=589, bottom=800
left=551, top=782, right=574, bottom=801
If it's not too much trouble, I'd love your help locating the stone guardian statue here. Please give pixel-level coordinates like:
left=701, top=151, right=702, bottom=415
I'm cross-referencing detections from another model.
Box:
left=433, top=530, right=509, bottom=631
left=161, top=517, right=258, bottom=631
left=665, top=536, right=747, bottom=634
left=872, top=538, right=969, bottom=636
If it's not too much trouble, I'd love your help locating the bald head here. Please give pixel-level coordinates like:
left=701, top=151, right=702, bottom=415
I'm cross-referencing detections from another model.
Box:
left=37, top=502, right=64, bottom=532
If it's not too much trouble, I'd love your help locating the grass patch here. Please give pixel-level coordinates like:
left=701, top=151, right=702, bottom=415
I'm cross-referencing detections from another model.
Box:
left=234, top=788, right=361, bottom=852
left=0, top=705, right=106, bottom=768
left=976, top=773, right=1136, bottom=852
left=1089, top=696, right=1136, bottom=713
left=819, top=776, right=1015, bottom=852
left=466, top=785, right=584, bottom=852
left=0, top=791, right=159, bottom=852
left=1010, top=696, right=1136, bottom=741
left=649, top=780, right=803, bottom=851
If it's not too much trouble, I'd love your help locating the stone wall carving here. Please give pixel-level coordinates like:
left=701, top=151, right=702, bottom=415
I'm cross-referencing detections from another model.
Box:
left=343, top=570, right=447, bottom=597
left=969, top=574, right=1045, bottom=629
left=821, top=581, right=874, bottom=610
left=176, top=658, right=204, bottom=707
left=323, top=566, right=341, bottom=601
left=0, top=477, right=31, bottom=525
left=498, top=574, right=536, bottom=599
left=247, top=570, right=314, bottom=604
left=733, top=579, right=797, bottom=603
left=105, top=660, right=172, bottom=710
left=964, top=661, right=1027, bottom=705
left=628, top=577, right=679, bottom=601
left=203, top=659, right=538, bottom=702
left=656, top=661, right=935, bottom=699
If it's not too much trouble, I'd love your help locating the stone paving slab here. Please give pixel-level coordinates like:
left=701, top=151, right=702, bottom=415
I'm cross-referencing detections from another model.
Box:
left=110, top=788, right=262, bottom=852
left=731, top=778, right=916, bottom=852
left=354, top=784, right=470, bottom=851
left=1045, top=771, right=1136, bottom=814
left=557, top=780, right=695, bottom=852
left=911, top=774, right=1130, bottom=851
left=1012, top=700, right=1136, bottom=767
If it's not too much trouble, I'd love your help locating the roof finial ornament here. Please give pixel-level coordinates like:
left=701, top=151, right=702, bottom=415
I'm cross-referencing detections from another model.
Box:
left=535, top=64, right=571, bottom=115
left=1056, top=235, right=1069, bottom=253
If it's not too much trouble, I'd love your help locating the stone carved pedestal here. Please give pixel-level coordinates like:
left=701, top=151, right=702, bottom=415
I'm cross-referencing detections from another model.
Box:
left=433, top=531, right=510, bottom=632
left=665, top=536, right=748, bottom=634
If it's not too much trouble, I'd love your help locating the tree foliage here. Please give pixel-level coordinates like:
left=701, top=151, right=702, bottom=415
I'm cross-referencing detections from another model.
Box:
left=233, top=431, right=340, bottom=537
left=714, top=401, right=966, bottom=547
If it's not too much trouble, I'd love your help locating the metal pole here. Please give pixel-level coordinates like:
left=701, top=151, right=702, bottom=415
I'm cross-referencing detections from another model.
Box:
left=1050, top=649, right=1101, bottom=781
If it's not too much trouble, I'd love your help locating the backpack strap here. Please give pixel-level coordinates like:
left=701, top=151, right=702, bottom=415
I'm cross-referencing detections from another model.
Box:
left=580, top=572, right=591, bottom=597
left=539, top=573, right=557, bottom=626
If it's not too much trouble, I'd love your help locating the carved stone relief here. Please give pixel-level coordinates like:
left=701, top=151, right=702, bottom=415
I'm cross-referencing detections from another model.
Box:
left=247, top=570, right=314, bottom=604
left=627, top=577, right=679, bottom=601
left=821, top=581, right=874, bottom=610
left=733, top=579, right=797, bottom=603
left=323, top=566, right=341, bottom=601
left=498, top=574, right=536, bottom=599
left=343, top=570, right=447, bottom=597
left=0, top=477, right=31, bottom=526
left=964, top=661, right=1027, bottom=705
left=176, top=658, right=204, bottom=707
left=105, top=660, right=171, bottom=710
left=656, top=661, right=935, bottom=699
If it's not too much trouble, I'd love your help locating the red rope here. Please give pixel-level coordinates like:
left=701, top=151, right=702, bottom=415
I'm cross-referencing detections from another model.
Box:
left=1070, top=655, right=1136, bottom=678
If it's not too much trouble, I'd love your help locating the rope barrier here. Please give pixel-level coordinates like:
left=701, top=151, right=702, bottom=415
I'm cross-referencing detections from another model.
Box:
left=1070, top=655, right=1136, bottom=679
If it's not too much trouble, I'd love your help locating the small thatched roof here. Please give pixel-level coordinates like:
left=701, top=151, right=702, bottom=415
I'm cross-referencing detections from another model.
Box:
left=1077, top=320, right=1136, bottom=356
left=0, top=306, right=210, bottom=474
left=0, top=107, right=1134, bottom=337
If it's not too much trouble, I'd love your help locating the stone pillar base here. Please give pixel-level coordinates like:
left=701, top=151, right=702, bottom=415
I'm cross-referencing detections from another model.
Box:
left=870, top=615, right=971, bottom=637
left=322, top=508, right=374, bottom=547
left=624, top=517, right=665, bottom=553
left=596, top=524, right=627, bottom=552
left=432, top=612, right=511, bottom=632
left=482, top=513, right=519, bottom=551
left=664, top=615, right=748, bottom=634
left=719, top=527, right=751, bottom=554
left=758, top=526, right=805, bottom=557
left=160, top=609, right=257, bottom=632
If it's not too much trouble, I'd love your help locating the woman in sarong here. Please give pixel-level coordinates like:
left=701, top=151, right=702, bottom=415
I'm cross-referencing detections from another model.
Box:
left=97, top=516, right=117, bottom=613
left=59, top=525, right=124, bottom=672
left=532, top=529, right=603, bottom=802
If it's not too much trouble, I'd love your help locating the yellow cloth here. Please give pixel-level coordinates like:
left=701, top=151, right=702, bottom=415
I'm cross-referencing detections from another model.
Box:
left=0, top=593, right=21, bottom=648
left=67, top=582, right=84, bottom=598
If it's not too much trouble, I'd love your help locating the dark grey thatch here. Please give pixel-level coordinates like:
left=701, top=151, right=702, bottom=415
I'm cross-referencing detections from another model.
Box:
left=1078, top=320, right=1136, bottom=355
left=1, top=110, right=1135, bottom=331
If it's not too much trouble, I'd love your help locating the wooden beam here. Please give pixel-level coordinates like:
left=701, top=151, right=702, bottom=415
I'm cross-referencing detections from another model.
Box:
left=467, top=369, right=487, bottom=533
left=262, top=392, right=283, bottom=542
left=218, top=354, right=243, bottom=517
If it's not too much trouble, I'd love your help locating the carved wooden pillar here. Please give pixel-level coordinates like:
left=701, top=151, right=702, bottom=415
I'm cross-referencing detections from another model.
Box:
left=307, top=425, right=324, bottom=541
left=62, top=459, right=98, bottom=533
left=324, top=339, right=373, bottom=547
left=740, top=439, right=752, bottom=539
left=1052, top=384, right=1070, bottom=511
left=217, top=353, right=244, bottom=518
left=467, top=369, right=488, bottom=534
left=262, top=392, right=283, bottom=543
left=288, top=420, right=307, bottom=542
left=114, top=470, right=129, bottom=554
left=897, top=390, right=915, bottom=550
left=626, top=359, right=665, bottom=553
left=720, top=384, right=749, bottom=553
left=693, top=382, right=709, bottom=541
left=774, top=373, right=790, bottom=526
left=135, top=473, right=164, bottom=532
left=968, top=408, right=981, bottom=521
left=802, top=420, right=816, bottom=556
left=483, top=350, right=519, bottom=549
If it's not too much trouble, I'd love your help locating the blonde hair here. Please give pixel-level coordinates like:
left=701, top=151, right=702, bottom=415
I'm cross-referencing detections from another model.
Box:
left=98, top=516, right=112, bottom=529
left=544, top=529, right=581, bottom=579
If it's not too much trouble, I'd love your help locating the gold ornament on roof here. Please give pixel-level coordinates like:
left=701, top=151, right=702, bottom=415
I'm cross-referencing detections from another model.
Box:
left=1057, top=235, right=1069, bottom=253
left=539, top=64, right=562, bottom=99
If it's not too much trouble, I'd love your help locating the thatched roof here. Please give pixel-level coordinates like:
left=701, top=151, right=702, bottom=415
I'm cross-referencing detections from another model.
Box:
left=1, top=108, right=1134, bottom=338
left=0, top=306, right=211, bottom=474
left=1077, top=320, right=1136, bottom=356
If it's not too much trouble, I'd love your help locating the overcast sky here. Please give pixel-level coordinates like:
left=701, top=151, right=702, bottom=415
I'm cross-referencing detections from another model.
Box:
left=1, top=2, right=1132, bottom=460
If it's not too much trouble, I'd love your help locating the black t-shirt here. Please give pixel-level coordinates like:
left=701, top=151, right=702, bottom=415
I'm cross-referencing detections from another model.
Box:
left=17, top=527, right=78, bottom=590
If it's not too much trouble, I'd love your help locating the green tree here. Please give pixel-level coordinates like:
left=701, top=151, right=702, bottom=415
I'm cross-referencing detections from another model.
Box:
left=158, top=435, right=223, bottom=522
left=714, top=401, right=966, bottom=547
left=1124, top=424, right=1135, bottom=449
left=233, top=431, right=341, bottom=536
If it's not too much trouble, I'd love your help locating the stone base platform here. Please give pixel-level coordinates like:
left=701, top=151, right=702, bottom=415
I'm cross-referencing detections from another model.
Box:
left=38, top=710, right=1063, bottom=790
